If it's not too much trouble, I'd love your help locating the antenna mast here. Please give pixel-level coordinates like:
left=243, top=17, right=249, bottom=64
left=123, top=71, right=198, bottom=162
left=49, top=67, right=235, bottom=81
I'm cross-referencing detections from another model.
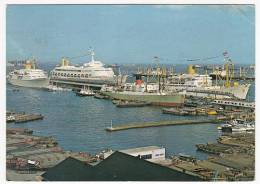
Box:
left=89, top=47, right=95, bottom=62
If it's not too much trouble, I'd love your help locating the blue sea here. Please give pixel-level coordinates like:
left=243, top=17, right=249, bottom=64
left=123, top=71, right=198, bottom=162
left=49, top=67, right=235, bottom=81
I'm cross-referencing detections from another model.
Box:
left=6, top=64, right=255, bottom=160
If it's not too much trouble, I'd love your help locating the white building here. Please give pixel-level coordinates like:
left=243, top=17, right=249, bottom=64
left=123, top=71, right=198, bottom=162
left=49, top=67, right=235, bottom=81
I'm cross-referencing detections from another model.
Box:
left=103, top=146, right=165, bottom=162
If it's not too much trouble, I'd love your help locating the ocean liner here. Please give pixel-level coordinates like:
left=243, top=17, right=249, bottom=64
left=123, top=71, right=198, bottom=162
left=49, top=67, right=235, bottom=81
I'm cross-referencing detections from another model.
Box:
left=8, top=59, right=49, bottom=88
left=50, top=50, right=127, bottom=87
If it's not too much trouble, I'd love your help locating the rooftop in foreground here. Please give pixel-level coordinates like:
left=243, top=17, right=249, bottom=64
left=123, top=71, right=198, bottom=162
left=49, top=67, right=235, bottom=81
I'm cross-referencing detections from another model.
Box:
left=120, top=145, right=163, bottom=154
left=42, top=151, right=202, bottom=181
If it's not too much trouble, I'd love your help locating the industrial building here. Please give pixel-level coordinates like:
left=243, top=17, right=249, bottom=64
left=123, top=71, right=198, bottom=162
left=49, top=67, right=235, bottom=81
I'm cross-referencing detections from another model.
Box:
left=103, top=146, right=165, bottom=162
left=41, top=151, right=202, bottom=181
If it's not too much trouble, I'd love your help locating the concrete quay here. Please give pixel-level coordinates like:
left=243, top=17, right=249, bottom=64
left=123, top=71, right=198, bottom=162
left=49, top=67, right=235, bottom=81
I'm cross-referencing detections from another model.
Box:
left=106, top=118, right=224, bottom=132
left=7, top=111, right=44, bottom=123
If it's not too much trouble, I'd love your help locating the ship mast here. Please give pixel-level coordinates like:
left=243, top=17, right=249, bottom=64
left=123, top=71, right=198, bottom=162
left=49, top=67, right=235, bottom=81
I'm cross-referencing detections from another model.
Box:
left=31, top=57, right=36, bottom=69
left=154, top=56, right=161, bottom=92
left=223, top=51, right=231, bottom=87
left=205, top=67, right=208, bottom=86
left=89, top=48, right=95, bottom=62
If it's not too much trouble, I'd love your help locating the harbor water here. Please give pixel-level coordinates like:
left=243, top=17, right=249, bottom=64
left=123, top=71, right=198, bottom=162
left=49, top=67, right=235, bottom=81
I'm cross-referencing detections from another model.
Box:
left=6, top=64, right=255, bottom=160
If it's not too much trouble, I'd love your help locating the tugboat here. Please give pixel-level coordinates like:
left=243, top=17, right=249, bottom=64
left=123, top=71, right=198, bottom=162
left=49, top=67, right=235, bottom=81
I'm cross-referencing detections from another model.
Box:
left=76, top=86, right=95, bottom=96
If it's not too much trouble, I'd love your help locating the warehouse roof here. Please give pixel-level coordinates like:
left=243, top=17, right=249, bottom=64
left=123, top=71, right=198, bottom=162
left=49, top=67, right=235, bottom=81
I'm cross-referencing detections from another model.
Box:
left=42, top=151, right=202, bottom=181
left=120, top=145, right=163, bottom=154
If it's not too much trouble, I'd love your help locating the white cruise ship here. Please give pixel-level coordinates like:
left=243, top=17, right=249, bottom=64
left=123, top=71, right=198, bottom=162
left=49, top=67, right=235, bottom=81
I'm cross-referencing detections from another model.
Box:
left=8, top=59, right=50, bottom=88
left=50, top=51, right=127, bottom=87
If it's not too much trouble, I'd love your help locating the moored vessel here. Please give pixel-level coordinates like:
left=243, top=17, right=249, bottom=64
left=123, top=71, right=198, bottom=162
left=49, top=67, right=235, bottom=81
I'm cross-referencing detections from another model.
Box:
left=219, top=119, right=255, bottom=133
left=76, top=86, right=95, bottom=96
left=8, top=59, right=49, bottom=88
left=101, top=80, right=185, bottom=107
left=101, top=91, right=184, bottom=107
left=115, top=101, right=151, bottom=108
left=50, top=50, right=127, bottom=88
left=166, top=60, right=251, bottom=100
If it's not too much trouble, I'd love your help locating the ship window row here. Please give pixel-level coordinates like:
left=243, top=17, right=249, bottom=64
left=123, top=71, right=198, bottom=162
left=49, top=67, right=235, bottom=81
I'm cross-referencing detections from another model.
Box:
left=215, top=100, right=254, bottom=107
left=55, top=69, right=82, bottom=72
left=94, top=69, right=108, bottom=72
left=51, top=72, right=91, bottom=78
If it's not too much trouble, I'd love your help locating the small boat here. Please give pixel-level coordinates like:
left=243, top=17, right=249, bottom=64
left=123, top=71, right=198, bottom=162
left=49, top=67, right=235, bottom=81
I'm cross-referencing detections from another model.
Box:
left=76, top=87, right=95, bottom=96
left=112, top=100, right=121, bottom=104
left=94, top=93, right=110, bottom=99
left=177, top=153, right=196, bottom=162
left=184, top=102, right=198, bottom=107
left=231, top=124, right=248, bottom=132
left=162, top=108, right=189, bottom=116
left=207, top=110, right=217, bottom=115
left=46, top=84, right=71, bottom=92
left=6, top=115, right=16, bottom=123
left=115, top=101, right=151, bottom=108
left=220, top=119, right=255, bottom=133
left=244, top=123, right=255, bottom=131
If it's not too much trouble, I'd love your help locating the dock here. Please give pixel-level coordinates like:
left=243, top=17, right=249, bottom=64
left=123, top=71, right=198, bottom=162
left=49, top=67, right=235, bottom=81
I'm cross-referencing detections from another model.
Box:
left=106, top=118, right=223, bottom=132
left=6, top=128, right=94, bottom=181
left=7, top=111, right=44, bottom=123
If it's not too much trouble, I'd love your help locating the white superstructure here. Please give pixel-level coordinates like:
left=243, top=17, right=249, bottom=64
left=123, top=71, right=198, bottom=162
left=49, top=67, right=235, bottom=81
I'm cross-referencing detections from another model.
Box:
left=213, top=99, right=255, bottom=109
left=166, top=73, right=213, bottom=90
left=8, top=59, right=49, bottom=88
left=50, top=50, right=126, bottom=86
left=165, top=65, right=251, bottom=100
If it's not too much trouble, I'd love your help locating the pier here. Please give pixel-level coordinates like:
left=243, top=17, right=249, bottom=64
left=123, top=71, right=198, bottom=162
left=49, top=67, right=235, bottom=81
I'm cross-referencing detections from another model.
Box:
left=6, top=128, right=94, bottom=181
left=6, top=111, right=44, bottom=123
left=106, top=118, right=224, bottom=132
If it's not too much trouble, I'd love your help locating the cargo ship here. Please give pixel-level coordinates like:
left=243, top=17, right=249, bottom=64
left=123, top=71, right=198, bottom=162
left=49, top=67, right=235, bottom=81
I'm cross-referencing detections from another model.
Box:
left=165, top=55, right=251, bottom=100
left=101, top=91, right=185, bottom=107
left=101, top=82, right=185, bottom=107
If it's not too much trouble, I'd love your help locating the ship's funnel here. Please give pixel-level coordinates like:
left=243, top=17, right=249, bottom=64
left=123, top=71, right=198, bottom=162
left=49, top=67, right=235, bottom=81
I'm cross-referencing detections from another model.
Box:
left=187, top=64, right=196, bottom=75
left=61, top=58, right=69, bottom=66
left=60, top=58, right=65, bottom=66
left=24, top=60, right=32, bottom=69
left=64, top=59, right=69, bottom=66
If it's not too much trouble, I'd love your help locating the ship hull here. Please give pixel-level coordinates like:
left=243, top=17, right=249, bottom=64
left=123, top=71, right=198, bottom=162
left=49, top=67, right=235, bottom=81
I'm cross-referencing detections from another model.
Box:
left=8, top=78, right=50, bottom=88
left=175, top=84, right=251, bottom=100
left=101, top=92, right=185, bottom=107
left=50, top=75, right=127, bottom=87
left=220, top=84, right=251, bottom=100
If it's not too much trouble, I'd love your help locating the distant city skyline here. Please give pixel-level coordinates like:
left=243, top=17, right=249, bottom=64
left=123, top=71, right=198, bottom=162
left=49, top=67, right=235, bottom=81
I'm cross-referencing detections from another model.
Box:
left=6, top=5, right=255, bottom=64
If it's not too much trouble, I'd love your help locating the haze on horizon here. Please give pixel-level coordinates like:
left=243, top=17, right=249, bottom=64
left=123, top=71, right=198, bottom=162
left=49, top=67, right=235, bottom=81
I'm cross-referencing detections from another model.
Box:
left=6, top=5, right=255, bottom=65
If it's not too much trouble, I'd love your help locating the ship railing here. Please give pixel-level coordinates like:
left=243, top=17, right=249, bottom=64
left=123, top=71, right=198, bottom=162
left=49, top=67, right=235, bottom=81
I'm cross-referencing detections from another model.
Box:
left=186, top=89, right=235, bottom=96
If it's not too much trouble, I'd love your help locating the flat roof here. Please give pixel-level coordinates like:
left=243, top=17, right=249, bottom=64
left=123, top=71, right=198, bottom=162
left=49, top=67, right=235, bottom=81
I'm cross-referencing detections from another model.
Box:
left=120, top=146, right=164, bottom=154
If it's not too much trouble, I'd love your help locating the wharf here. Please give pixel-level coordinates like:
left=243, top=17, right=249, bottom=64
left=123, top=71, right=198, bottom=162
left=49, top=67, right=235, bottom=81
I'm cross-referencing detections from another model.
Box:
left=6, top=128, right=94, bottom=181
left=7, top=111, right=44, bottom=123
left=106, top=118, right=223, bottom=132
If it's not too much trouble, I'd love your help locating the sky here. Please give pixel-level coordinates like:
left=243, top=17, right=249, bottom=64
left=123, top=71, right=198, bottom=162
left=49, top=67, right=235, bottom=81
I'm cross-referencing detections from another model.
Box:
left=6, top=5, right=255, bottom=64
